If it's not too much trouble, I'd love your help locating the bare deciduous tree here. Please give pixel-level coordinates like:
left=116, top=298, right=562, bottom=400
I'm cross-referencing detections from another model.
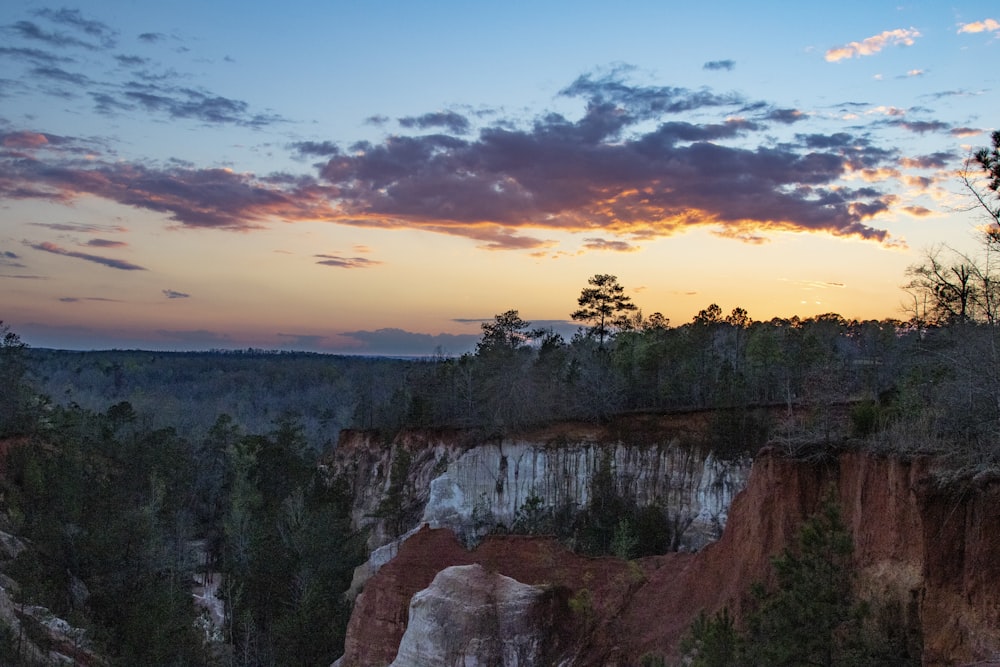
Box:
left=904, top=246, right=983, bottom=325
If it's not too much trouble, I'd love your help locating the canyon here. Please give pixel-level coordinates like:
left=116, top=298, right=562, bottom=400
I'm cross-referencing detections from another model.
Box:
left=328, top=421, right=1000, bottom=666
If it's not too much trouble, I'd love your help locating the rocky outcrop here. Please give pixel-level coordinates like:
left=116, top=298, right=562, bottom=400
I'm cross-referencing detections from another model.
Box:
left=0, top=583, right=105, bottom=666
left=0, top=529, right=105, bottom=666
left=390, top=564, right=561, bottom=666
left=335, top=448, right=1000, bottom=666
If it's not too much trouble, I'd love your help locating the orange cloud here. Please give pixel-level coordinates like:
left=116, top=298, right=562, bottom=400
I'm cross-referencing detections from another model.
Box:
left=2, top=131, right=50, bottom=148
left=825, top=28, right=921, bottom=62
left=846, top=166, right=902, bottom=183
left=785, top=279, right=847, bottom=290
left=902, top=205, right=934, bottom=217
left=903, top=175, right=934, bottom=189
left=581, top=237, right=639, bottom=253
left=711, top=227, right=769, bottom=244
left=898, top=154, right=950, bottom=170
left=957, top=18, right=999, bottom=34
left=400, top=221, right=556, bottom=251
left=869, top=106, right=906, bottom=117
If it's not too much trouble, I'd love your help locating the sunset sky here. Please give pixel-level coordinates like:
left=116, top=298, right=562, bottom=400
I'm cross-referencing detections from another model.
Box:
left=1, top=1, right=998, bottom=355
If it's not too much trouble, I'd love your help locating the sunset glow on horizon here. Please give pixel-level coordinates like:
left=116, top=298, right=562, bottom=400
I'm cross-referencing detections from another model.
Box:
left=1, top=1, right=998, bottom=355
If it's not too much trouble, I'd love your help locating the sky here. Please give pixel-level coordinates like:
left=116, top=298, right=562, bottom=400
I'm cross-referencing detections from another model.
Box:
left=1, top=1, right=998, bottom=355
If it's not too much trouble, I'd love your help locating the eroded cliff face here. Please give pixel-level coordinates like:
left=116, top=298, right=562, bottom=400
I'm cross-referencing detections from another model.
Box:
left=420, top=439, right=744, bottom=546
left=335, top=448, right=1000, bottom=667
left=325, top=419, right=750, bottom=601
left=325, top=418, right=751, bottom=554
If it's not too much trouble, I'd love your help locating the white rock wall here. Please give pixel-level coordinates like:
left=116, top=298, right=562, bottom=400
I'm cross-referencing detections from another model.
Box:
left=389, top=564, right=550, bottom=667
left=420, top=441, right=750, bottom=549
left=332, top=432, right=752, bottom=595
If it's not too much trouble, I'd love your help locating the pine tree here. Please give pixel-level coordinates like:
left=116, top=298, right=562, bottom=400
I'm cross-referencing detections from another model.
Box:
left=743, top=497, right=865, bottom=666
left=571, top=274, right=637, bottom=349
left=682, top=495, right=919, bottom=666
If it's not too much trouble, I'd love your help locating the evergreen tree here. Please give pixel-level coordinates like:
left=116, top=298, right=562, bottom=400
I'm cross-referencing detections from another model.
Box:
left=571, top=274, right=637, bottom=349
left=0, top=321, right=33, bottom=436
left=682, top=496, right=919, bottom=666
left=967, top=129, right=1000, bottom=232
left=743, top=498, right=863, bottom=666
left=680, top=608, right=739, bottom=667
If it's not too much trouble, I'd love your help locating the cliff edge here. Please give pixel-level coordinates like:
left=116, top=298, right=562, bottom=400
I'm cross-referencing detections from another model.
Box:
left=335, top=448, right=1000, bottom=666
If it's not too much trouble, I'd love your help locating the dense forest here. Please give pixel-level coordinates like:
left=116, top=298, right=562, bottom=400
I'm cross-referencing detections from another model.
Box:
left=0, top=133, right=998, bottom=665
left=1, top=331, right=367, bottom=665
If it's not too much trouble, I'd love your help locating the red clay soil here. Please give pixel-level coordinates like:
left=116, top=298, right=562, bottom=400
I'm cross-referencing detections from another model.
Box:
left=338, top=527, right=649, bottom=666
left=338, top=448, right=1000, bottom=666
left=330, top=410, right=719, bottom=460
left=617, top=448, right=930, bottom=659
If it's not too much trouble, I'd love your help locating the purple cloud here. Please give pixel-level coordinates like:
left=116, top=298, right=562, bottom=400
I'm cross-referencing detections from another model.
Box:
left=582, top=238, right=638, bottom=252
left=0, top=250, right=26, bottom=268
left=291, top=140, right=341, bottom=157
left=30, top=221, right=128, bottom=233
left=59, top=296, right=122, bottom=303
left=121, top=86, right=284, bottom=126
left=314, top=254, right=382, bottom=268
left=86, top=238, right=127, bottom=248
left=894, top=119, right=951, bottom=134
left=0, top=46, right=73, bottom=66
left=8, top=20, right=98, bottom=50
left=399, top=111, right=471, bottom=134
left=0, top=69, right=925, bottom=249
left=31, top=8, right=117, bottom=48
left=27, top=241, right=146, bottom=270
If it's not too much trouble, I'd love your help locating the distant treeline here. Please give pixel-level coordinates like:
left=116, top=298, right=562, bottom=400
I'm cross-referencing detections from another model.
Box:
left=12, top=301, right=999, bottom=473
left=23, top=348, right=386, bottom=450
